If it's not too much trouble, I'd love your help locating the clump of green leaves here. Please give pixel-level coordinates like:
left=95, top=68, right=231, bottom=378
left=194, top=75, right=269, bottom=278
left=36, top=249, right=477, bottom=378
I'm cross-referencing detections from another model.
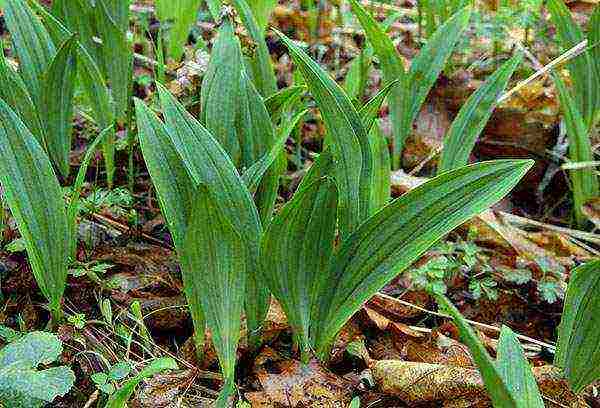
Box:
left=0, top=331, right=75, bottom=407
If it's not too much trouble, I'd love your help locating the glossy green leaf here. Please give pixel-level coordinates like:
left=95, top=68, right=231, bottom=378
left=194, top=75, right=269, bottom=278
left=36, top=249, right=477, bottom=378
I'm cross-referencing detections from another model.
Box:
left=276, top=30, right=372, bottom=238
left=154, top=85, right=269, bottom=344
left=547, top=0, right=597, bottom=128
left=261, top=178, right=338, bottom=359
left=231, top=0, right=278, bottom=96
left=554, top=75, right=599, bottom=226
left=264, top=85, right=306, bottom=119
left=555, top=260, right=600, bottom=392
left=200, top=19, right=243, bottom=165
left=0, top=100, right=70, bottom=322
left=156, top=0, right=201, bottom=61
left=588, top=5, right=600, bottom=128
left=314, top=160, right=533, bottom=357
left=106, top=358, right=177, bottom=408
left=435, top=294, right=519, bottom=407
left=39, top=35, right=78, bottom=179
left=438, top=52, right=523, bottom=173
left=497, top=326, right=544, bottom=407
left=0, top=44, right=46, bottom=147
left=181, top=186, right=245, bottom=391
left=4, top=0, right=56, bottom=105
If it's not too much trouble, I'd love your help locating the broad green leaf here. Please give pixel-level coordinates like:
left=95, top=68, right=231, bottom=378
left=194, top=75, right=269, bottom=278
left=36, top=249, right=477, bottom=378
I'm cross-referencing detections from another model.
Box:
left=135, top=99, right=205, bottom=348
left=200, top=18, right=243, bottom=165
left=106, top=358, right=177, bottom=408
left=496, top=326, right=544, bottom=407
left=231, top=0, right=278, bottom=96
left=0, top=332, right=63, bottom=367
left=237, top=71, right=276, bottom=170
left=181, top=186, right=245, bottom=388
left=554, top=75, right=599, bottom=226
left=4, top=0, right=56, bottom=105
left=0, top=100, right=70, bottom=321
left=435, top=295, right=519, bottom=407
left=156, top=0, right=201, bottom=61
left=99, top=0, right=131, bottom=33
left=347, top=0, right=408, bottom=167
left=134, top=100, right=196, bottom=250
left=51, top=0, right=101, bottom=67
left=155, top=85, right=269, bottom=343
left=438, top=52, right=523, bottom=173
left=276, top=30, right=372, bottom=238
left=0, top=44, right=46, bottom=147
left=39, top=35, right=78, bottom=179
left=95, top=0, right=132, bottom=120
left=555, top=260, right=600, bottom=392
left=314, top=160, right=533, bottom=356
left=0, top=364, right=74, bottom=407
left=296, top=149, right=335, bottom=194
left=243, top=109, right=308, bottom=194
left=248, top=0, right=277, bottom=31
left=260, top=178, right=338, bottom=359
left=547, top=0, right=597, bottom=128
left=349, top=396, right=361, bottom=408
left=368, top=122, right=391, bottom=212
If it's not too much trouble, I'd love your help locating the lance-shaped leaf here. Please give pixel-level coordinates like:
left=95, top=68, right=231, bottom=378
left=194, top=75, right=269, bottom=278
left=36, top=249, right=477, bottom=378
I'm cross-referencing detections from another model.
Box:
left=40, top=35, right=78, bottom=179
left=347, top=0, right=408, bottom=168
left=237, top=71, right=276, bottom=169
left=0, top=45, right=46, bottom=147
left=95, top=0, right=132, bottom=120
left=4, top=0, right=56, bottom=105
left=547, top=0, right=597, bottom=127
left=0, top=100, right=70, bottom=322
left=554, top=75, right=599, bottom=226
left=181, top=186, right=245, bottom=394
left=231, top=0, right=278, bottom=96
left=407, top=8, right=471, bottom=121
left=156, top=0, right=201, bottom=61
left=434, top=295, right=523, bottom=408
left=438, top=52, right=523, bottom=173
left=135, top=98, right=206, bottom=350
left=78, top=45, right=117, bottom=186
left=314, top=159, right=533, bottom=357
left=264, top=85, right=306, bottom=119
left=154, top=85, right=269, bottom=343
left=496, top=326, right=544, bottom=407
left=200, top=18, right=243, bottom=165
left=555, top=260, right=600, bottom=393
left=276, top=30, right=372, bottom=238
left=260, top=178, right=338, bottom=359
